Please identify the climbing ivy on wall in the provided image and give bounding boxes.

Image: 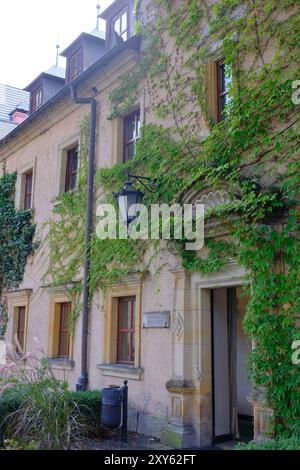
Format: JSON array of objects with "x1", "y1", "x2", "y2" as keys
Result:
[
  {"x1": 45, "y1": 0, "x2": 300, "y2": 436},
  {"x1": 0, "y1": 171, "x2": 36, "y2": 339},
  {"x1": 44, "y1": 117, "x2": 145, "y2": 325}
]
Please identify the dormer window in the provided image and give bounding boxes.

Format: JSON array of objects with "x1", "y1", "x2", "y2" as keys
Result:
[
  {"x1": 31, "y1": 86, "x2": 42, "y2": 113},
  {"x1": 67, "y1": 48, "x2": 83, "y2": 82},
  {"x1": 100, "y1": 0, "x2": 135, "y2": 49},
  {"x1": 113, "y1": 9, "x2": 128, "y2": 41}
]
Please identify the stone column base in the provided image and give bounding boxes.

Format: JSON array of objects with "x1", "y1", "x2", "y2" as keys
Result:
[
  {"x1": 248, "y1": 389, "x2": 274, "y2": 440},
  {"x1": 161, "y1": 422, "x2": 196, "y2": 449}
]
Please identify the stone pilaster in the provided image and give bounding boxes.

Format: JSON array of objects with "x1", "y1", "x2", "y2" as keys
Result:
[{"x1": 161, "y1": 268, "x2": 197, "y2": 448}]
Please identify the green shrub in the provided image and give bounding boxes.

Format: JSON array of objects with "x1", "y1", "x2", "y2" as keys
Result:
[
  {"x1": 0, "y1": 387, "x2": 102, "y2": 447},
  {"x1": 0, "y1": 387, "x2": 24, "y2": 443},
  {"x1": 66, "y1": 390, "x2": 102, "y2": 437},
  {"x1": 235, "y1": 437, "x2": 300, "y2": 450},
  {"x1": 0, "y1": 355, "x2": 102, "y2": 449}
]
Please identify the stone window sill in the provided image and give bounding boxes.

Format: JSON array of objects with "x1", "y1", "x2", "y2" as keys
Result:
[
  {"x1": 97, "y1": 363, "x2": 144, "y2": 381},
  {"x1": 48, "y1": 358, "x2": 75, "y2": 370}
]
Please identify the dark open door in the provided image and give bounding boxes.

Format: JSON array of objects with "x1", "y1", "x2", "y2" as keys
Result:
[{"x1": 211, "y1": 288, "x2": 238, "y2": 441}]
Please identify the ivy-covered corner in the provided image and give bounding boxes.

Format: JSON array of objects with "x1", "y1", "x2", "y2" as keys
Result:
[{"x1": 0, "y1": 171, "x2": 36, "y2": 339}]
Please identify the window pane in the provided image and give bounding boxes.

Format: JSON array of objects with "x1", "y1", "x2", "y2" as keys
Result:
[
  {"x1": 136, "y1": 115, "x2": 141, "y2": 138},
  {"x1": 224, "y1": 68, "x2": 231, "y2": 90},
  {"x1": 132, "y1": 300, "x2": 136, "y2": 328},
  {"x1": 24, "y1": 171, "x2": 33, "y2": 210},
  {"x1": 17, "y1": 307, "x2": 26, "y2": 352},
  {"x1": 121, "y1": 31, "x2": 127, "y2": 41},
  {"x1": 219, "y1": 63, "x2": 226, "y2": 93},
  {"x1": 65, "y1": 147, "x2": 78, "y2": 192},
  {"x1": 126, "y1": 116, "x2": 136, "y2": 142},
  {"x1": 124, "y1": 110, "x2": 140, "y2": 161},
  {"x1": 119, "y1": 332, "x2": 130, "y2": 362},
  {"x1": 58, "y1": 303, "x2": 70, "y2": 358},
  {"x1": 220, "y1": 95, "x2": 227, "y2": 118},
  {"x1": 125, "y1": 142, "x2": 135, "y2": 162},
  {"x1": 121, "y1": 11, "x2": 127, "y2": 32},
  {"x1": 69, "y1": 50, "x2": 83, "y2": 81},
  {"x1": 114, "y1": 17, "x2": 120, "y2": 34},
  {"x1": 131, "y1": 332, "x2": 135, "y2": 363},
  {"x1": 120, "y1": 301, "x2": 130, "y2": 329}
]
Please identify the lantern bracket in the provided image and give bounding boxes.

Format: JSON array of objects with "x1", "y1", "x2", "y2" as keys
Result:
[{"x1": 124, "y1": 169, "x2": 158, "y2": 193}]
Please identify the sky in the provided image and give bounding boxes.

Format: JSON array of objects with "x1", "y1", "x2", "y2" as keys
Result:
[{"x1": 0, "y1": 0, "x2": 114, "y2": 89}]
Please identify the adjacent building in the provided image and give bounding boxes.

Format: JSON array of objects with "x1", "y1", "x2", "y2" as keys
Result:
[{"x1": 0, "y1": 84, "x2": 29, "y2": 139}]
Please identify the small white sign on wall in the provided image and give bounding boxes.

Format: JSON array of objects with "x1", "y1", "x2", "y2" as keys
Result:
[
  {"x1": 143, "y1": 311, "x2": 170, "y2": 329},
  {"x1": 0, "y1": 340, "x2": 6, "y2": 365}
]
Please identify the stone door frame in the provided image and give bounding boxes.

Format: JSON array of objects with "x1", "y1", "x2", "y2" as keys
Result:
[{"x1": 162, "y1": 263, "x2": 248, "y2": 448}]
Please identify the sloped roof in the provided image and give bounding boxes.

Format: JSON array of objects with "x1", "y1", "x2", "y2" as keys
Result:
[
  {"x1": 24, "y1": 68, "x2": 65, "y2": 92},
  {"x1": 46, "y1": 66, "x2": 66, "y2": 79},
  {"x1": 0, "y1": 120, "x2": 17, "y2": 140},
  {"x1": 60, "y1": 32, "x2": 105, "y2": 57},
  {"x1": 0, "y1": 84, "x2": 29, "y2": 122},
  {"x1": 0, "y1": 35, "x2": 140, "y2": 147}
]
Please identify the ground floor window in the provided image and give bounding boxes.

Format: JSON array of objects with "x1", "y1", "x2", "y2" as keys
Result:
[
  {"x1": 16, "y1": 306, "x2": 26, "y2": 353},
  {"x1": 57, "y1": 302, "x2": 71, "y2": 358},
  {"x1": 117, "y1": 297, "x2": 136, "y2": 364}
]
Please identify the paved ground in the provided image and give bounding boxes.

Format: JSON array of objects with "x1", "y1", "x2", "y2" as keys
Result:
[
  {"x1": 88, "y1": 430, "x2": 171, "y2": 451},
  {"x1": 87, "y1": 430, "x2": 236, "y2": 450}
]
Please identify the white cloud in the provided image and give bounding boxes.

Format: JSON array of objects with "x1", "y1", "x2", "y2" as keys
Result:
[{"x1": 0, "y1": 0, "x2": 113, "y2": 89}]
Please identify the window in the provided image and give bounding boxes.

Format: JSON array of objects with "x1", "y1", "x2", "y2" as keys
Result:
[
  {"x1": 48, "y1": 293, "x2": 74, "y2": 363},
  {"x1": 113, "y1": 9, "x2": 128, "y2": 41},
  {"x1": 99, "y1": 281, "x2": 142, "y2": 379},
  {"x1": 217, "y1": 60, "x2": 231, "y2": 121},
  {"x1": 31, "y1": 86, "x2": 42, "y2": 113},
  {"x1": 123, "y1": 109, "x2": 140, "y2": 162},
  {"x1": 16, "y1": 306, "x2": 26, "y2": 353},
  {"x1": 117, "y1": 297, "x2": 136, "y2": 364},
  {"x1": 65, "y1": 146, "x2": 78, "y2": 192},
  {"x1": 57, "y1": 302, "x2": 71, "y2": 358},
  {"x1": 24, "y1": 170, "x2": 33, "y2": 210},
  {"x1": 68, "y1": 48, "x2": 83, "y2": 82}
]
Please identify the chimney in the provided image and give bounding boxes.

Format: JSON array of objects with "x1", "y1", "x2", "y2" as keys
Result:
[{"x1": 9, "y1": 101, "x2": 29, "y2": 124}]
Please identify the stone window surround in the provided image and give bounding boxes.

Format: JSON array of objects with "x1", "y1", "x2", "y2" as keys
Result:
[
  {"x1": 15, "y1": 159, "x2": 36, "y2": 211},
  {"x1": 5, "y1": 289, "x2": 32, "y2": 354},
  {"x1": 205, "y1": 44, "x2": 224, "y2": 123},
  {"x1": 110, "y1": 93, "x2": 145, "y2": 167},
  {"x1": 47, "y1": 289, "x2": 75, "y2": 370},
  {"x1": 97, "y1": 274, "x2": 143, "y2": 380},
  {"x1": 53, "y1": 134, "x2": 80, "y2": 200}
]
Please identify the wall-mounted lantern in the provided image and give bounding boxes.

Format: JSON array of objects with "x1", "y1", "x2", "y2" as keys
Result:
[{"x1": 114, "y1": 170, "x2": 157, "y2": 227}]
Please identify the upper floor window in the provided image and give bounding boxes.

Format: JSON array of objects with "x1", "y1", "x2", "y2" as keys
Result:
[
  {"x1": 123, "y1": 109, "x2": 140, "y2": 162},
  {"x1": 217, "y1": 60, "x2": 232, "y2": 121},
  {"x1": 31, "y1": 86, "x2": 42, "y2": 113},
  {"x1": 113, "y1": 9, "x2": 128, "y2": 41},
  {"x1": 65, "y1": 146, "x2": 78, "y2": 192},
  {"x1": 117, "y1": 297, "x2": 136, "y2": 364},
  {"x1": 68, "y1": 48, "x2": 83, "y2": 82},
  {"x1": 24, "y1": 170, "x2": 33, "y2": 210}
]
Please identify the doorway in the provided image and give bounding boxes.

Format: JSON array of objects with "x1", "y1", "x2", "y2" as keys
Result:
[{"x1": 211, "y1": 287, "x2": 253, "y2": 443}]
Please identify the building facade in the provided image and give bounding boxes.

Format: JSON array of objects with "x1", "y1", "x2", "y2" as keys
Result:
[{"x1": 0, "y1": 0, "x2": 296, "y2": 448}]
